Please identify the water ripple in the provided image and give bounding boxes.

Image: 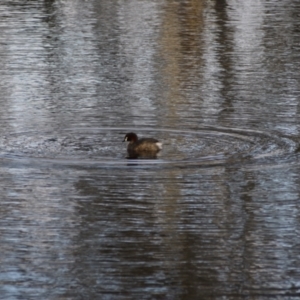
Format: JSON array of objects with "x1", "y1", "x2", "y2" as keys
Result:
[{"x1": 0, "y1": 126, "x2": 297, "y2": 169}]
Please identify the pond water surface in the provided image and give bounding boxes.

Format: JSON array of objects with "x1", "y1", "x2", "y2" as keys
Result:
[{"x1": 0, "y1": 0, "x2": 300, "y2": 299}]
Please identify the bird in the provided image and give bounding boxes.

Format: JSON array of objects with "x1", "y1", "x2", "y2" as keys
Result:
[{"x1": 123, "y1": 132, "x2": 162, "y2": 158}]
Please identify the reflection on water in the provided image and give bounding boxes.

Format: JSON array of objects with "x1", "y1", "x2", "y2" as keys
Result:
[{"x1": 0, "y1": 0, "x2": 300, "y2": 298}]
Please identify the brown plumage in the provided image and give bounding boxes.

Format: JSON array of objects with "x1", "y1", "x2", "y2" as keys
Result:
[{"x1": 123, "y1": 132, "x2": 162, "y2": 158}]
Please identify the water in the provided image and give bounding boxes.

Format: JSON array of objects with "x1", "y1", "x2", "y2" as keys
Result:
[{"x1": 0, "y1": 0, "x2": 300, "y2": 299}]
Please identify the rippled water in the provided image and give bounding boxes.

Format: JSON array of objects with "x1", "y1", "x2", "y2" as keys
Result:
[{"x1": 0, "y1": 0, "x2": 300, "y2": 299}]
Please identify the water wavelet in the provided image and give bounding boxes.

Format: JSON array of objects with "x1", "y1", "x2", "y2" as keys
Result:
[{"x1": 0, "y1": 126, "x2": 297, "y2": 169}]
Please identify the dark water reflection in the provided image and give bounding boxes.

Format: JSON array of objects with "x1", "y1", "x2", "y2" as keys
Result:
[{"x1": 0, "y1": 0, "x2": 300, "y2": 299}]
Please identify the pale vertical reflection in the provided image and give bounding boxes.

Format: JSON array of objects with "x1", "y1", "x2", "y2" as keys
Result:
[
  {"x1": 225, "y1": 0, "x2": 300, "y2": 285},
  {"x1": 227, "y1": 0, "x2": 265, "y2": 78},
  {"x1": 117, "y1": 1, "x2": 160, "y2": 124},
  {"x1": 50, "y1": 1, "x2": 99, "y2": 116},
  {"x1": 3, "y1": 1, "x2": 99, "y2": 132},
  {"x1": 225, "y1": 0, "x2": 266, "y2": 129},
  {"x1": 3, "y1": 6, "x2": 49, "y2": 132},
  {"x1": 201, "y1": 1, "x2": 224, "y2": 124}
]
